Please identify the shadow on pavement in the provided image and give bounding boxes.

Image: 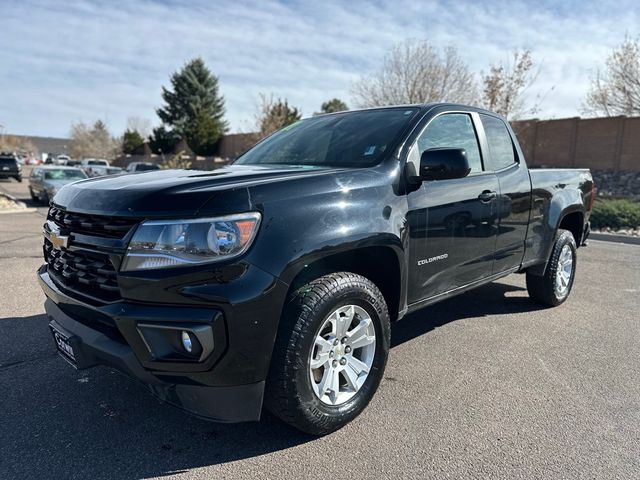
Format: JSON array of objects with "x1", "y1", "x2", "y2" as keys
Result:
[
  {"x1": 0, "y1": 281, "x2": 544, "y2": 479},
  {"x1": 392, "y1": 280, "x2": 543, "y2": 348}
]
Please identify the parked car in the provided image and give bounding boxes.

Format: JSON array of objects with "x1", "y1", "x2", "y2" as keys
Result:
[
  {"x1": 29, "y1": 166, "x2": 87, "y2": 203},
  {"x1": 0, "y1": 153, "x2": 22, "y2": 182},
  {"x1": 81, "y1": 158, "x2": 110, "y2": 176},
  {"x1": 21, "y1": 154, "x2": 39, "y2": 165},
  {"x1": 56, "y1": 155, "x2": 71, "y2": 165},
  {"x1": 81, "y1": 158, "x2": 109, "y2": 167},
  {"x1": 62, "y1": 159, "x2": 82, "y2": 167},
  {"x1": 38, "y1": 103, "x2": 594, "y2": 435},
  {"x1": 86, "y1": 165, "x2": 123, "y2": 177},
  {"x1": 126, "y1": 162, "x2": 161, "y2": 173}
]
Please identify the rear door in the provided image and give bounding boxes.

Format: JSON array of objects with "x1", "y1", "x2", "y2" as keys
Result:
[
  {"x1": 406, "y1": 111, "x2": 500, "y2": 304},
  {"x1": 478, "y1": 114, "x2": 531, "y2": 274}
]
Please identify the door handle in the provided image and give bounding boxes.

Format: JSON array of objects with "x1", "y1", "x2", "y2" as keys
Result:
[{"x1": 478, "y1": 190, "x2": 497, "y2": 202}]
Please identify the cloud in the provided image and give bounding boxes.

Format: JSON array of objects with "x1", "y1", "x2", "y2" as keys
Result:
[{"x1": 0, "y1": 0, "x2": 638, "y2": 137}]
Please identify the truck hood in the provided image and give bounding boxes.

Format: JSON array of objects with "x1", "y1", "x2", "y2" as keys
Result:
[{"x1": 52, "y1": 164, "x2": 342, "y2": 217}]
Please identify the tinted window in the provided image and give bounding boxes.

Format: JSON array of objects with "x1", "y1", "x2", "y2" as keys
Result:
[
  {"x1": 0, "y1": 156, "x2": 17, "y2": 167},
  {"x1": 136, "y1": 164, "x2": 160, "y2": 171},
  {"x1": 480, "y1": 115, "x2": 516, "y2": 170},
  {"x1": 44, "y1": 169, "x2": 88, "y2": 180},
  {"x1": 236, "y1": 108, "x2": 419, "y2": 168},
  {"x1": 408, "y1": 113, "x2": 483, "y2": 174}
]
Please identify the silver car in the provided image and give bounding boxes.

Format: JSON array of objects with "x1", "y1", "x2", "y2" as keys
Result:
[{"x1": 29, "y1": 166, "x2": 88, "y2": 204}]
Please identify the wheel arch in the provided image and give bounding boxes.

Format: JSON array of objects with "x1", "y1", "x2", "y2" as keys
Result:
[
  {"x1": 282, "y1": 243, "x2": 405, "y2": 323},
  {"x1": 528, "y1": 200, "x2": 585, "y2": 276}
]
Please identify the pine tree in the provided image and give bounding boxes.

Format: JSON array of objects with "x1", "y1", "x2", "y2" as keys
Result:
[
  {"x1": 148, "y1": 126, "x2": 180, "y2": 154},
  {"x1": 317, "y1": 98, "x2": 348, "y2": 115},
  {"x1": 154, "y1": 58, "x2": 228, "y2": 155},
  {"x1": 256, "y1": 94, "x2": 302, "y2": 139},
  {"x1": 122, "y1": 129, "x2": 144, "y2": 154}
]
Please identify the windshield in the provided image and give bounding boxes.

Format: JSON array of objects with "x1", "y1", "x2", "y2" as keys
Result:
[
  {"x1": 87, "y1": 160, "x2": 107, "y2": 165},
  {"x1": 0, "y1": 157, "x2": 17, "y2": 166},
  {"x1": 235, "y1": 107, "x2": 419, "y2": 168},
  {"x1": 44, "y1": 169, "x2": 88, "y2": 180}
]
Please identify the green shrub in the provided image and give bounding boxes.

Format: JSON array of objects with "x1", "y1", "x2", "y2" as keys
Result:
[{"x1": 590, "y1": 199, "x2": 640, "y2": 230}]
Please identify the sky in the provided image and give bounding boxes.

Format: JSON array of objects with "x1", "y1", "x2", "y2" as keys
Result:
[{"x1": 0, "y1": 0, "x2": 638, "y2": 138}]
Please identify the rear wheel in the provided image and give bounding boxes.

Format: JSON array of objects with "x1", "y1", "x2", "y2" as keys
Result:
[
  {"x1": 526, "y1": 229, "x2": 577, "y2": 307},
  {"x1": 265, "y1": 272, "x2": 390, "y2": 435},
  {"x1": 29, "y1": 187, "x2": 38, "y2": 201}
]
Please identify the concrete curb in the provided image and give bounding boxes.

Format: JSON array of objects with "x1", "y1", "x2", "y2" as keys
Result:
[
  {"x1": 0, "y1": 207, "x2": 38, "y2": 214},
  {"x1": 590, "y1": 232, "x2": 640, "y2": 246},
  {"x1": 0, "y1": 191, "x2": 37, "y2": 214}
]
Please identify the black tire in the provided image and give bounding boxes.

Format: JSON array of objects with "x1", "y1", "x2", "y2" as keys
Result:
[
  {"x1": 526, "y1": 229, "x2": 577, "y2": 307},
  {"x1": 15, "y1": 176, "x2": 22, "y2": 183},
  {"x1": 265, "y1": 272, "x2": 390, "y2": 435},
  {"x1": 29, "y1": 187, "x2": 38, "y2": 201}
]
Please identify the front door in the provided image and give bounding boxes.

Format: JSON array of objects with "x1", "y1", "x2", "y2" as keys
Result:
[{"x1": 406, "y1": 112, "x2": 500, "y2": 304}]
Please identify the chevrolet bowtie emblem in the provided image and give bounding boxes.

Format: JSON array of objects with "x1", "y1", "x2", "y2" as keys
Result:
[
  {"x1": 46, "y1": 220, "x2": 70, "y2": 250},
  {"x1": 50, "y1": 231, "x2": 70, "y2": 249}
]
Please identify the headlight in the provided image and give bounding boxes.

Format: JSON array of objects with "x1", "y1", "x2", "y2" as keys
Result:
[{"x1": 121, "y1": 212, "x2": 261, "y2": 271}]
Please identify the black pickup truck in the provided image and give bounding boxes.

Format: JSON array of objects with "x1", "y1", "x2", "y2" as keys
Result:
[
  {"x1": 0, "y1": 153, "x2": 23, "y2": 182},
  {"x1": 38, "y1": 103, "x2": 594, "y2": 435}
]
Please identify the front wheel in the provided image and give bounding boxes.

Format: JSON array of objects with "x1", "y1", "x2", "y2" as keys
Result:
[
  {"x1": 265, "y1": 272, "x2": 390, "y2": 435},
  {"x1": 526, "y1": 229, "x2": 577, "y2": 307}
]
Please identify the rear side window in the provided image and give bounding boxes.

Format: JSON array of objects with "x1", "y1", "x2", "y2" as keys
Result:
[
  {"x1": 408, "y1": 113, "x2": 483, "y2": 174},
  {"x1": 480, "y1": 115, "x2": 516, "y2": 170}
]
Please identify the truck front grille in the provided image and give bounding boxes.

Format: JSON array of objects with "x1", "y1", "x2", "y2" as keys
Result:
[
  {"x1": 47, "y1": 205, "x2": 138, "y2": 239},
  {"x1": 44, "y1": 238, "x2": 121, "y2": 303},
  {"x1": 44, "y1": 205, "x2": 141, "y2": 303}
]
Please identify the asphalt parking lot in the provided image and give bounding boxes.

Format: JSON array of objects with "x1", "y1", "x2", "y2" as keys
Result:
[{"x1": 1, "y1": 177, "x2": 639, "y2": 479}]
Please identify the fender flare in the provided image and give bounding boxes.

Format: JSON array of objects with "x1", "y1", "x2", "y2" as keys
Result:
[{"x1": 529, "y1": 191, "x2": 585, "y2": 276}]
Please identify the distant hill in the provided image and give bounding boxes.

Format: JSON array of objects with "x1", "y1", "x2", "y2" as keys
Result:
[{"x1": 1, "y1": 134, "x2": 72, "y2": 157}]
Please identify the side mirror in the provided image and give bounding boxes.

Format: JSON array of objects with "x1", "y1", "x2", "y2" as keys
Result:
[{"x1": 419, "y1": 148, "x2": 471, "y2": 181}]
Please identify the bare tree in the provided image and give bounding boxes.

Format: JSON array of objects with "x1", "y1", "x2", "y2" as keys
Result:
[
  {"x1": 126, "y1": 116, "x2": 152, "y2": 138},
  {"x1": 481, "y1": 49, "x2": 545, "y2": 119},
  {"x1": 0, "y1": 135, "x2": 37, "y2": 156},
  {"x1": 70, "y1": 120, "x2": 119, "y2": 160},
  {"x1": 253, "y1": 93, "x2": 302, "y2": 140},
  {"x1": 582, "y1": 37, "x2": 640, "y2": 117},
  {"x1": 351, "y1": 39, "x2": 478, "y2": 107}
]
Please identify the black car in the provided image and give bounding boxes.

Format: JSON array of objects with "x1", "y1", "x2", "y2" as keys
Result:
[
  {"x1": 126, "y1": 162, "x2": 161, "y2": 173},
  {"x1": 0, "y1": 153, "x2": 22, "y2": 182},
  {"x1": 38, "y1": 103, "x2": 594, "y2": 435}
]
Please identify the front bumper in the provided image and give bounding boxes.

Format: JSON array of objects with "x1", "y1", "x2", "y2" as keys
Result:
[{"x1": 38, "y1": 265, "x2": 285, "y2": 422}]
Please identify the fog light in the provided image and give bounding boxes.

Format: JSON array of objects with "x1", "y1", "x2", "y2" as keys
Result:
[{"x1": 181, "y1": 331, "x2": 193, "y2": 353}]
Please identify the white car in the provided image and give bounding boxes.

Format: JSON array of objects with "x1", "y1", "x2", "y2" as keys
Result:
[
  {"x1": 81, "y1": 158, "x2": 109, "y2": 168},
  {"x1": 87, "y1": 165, "x2": 123, "y2": 177},
  {"x1": 81, "y1": 158, "x2": 110, "y2": 176}
]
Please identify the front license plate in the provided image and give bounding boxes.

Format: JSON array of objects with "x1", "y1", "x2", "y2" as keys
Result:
[
  {"x1": 50, "y1": 323, "x2": 77, "y2": 368},
  {"x1": 1, "y1": 166, "x2": 9, "y2": 171}
]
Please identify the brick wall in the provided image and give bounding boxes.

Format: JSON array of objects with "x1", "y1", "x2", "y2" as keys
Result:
[
  {"x1": 511, "y1": 116, "x2": 640, "y2": 171},
  {"x1": 217, "y1": 133, "x2": 256, "y2": 159},
  {"x1": 511, "y1": 116, "x2": 640, "y2": 197}
]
